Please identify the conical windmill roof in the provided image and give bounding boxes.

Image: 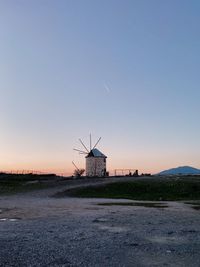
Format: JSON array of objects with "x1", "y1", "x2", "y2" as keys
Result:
[{"x1": 86, "y1": 148, "x2": 107, "y2": 158}]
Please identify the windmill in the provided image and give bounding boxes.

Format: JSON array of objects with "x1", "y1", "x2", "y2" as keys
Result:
[{"x1": 74, "y1": 134, "x2": 107, "y2": 177}]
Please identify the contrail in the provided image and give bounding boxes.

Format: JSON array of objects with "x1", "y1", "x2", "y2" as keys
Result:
[{"x1": 104, "y1": 83, "x2": 111, "y2": 93}]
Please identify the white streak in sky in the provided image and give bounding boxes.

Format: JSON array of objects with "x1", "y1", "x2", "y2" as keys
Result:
[{"x1": 104, "y1": 83, "x2": 111, "y2": 93}]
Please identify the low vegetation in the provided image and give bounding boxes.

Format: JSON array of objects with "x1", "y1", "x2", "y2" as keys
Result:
[
  {"x1": 61, "y1": 176, "x2": 200, "y2": 201},
  {"x1": 0, "y1": 173, "x2": 59, "y2": 195},
  {"x1": 1, "y1": 174, "x2": 200, "y2": 201}
]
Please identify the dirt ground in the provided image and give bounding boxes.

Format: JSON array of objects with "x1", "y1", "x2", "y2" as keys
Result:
[{"x1": 0, "y1": 178, "x2": 200, "y2": 267}]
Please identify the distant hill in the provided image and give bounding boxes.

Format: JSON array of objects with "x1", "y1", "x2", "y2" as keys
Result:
[{"x1": 158, "y1": 166, "x2": 200, "y2": 175}]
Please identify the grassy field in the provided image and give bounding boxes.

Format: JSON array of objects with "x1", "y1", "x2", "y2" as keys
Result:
[
  {"x1": 62, "y1": 176, "x2": 200, "y2": 201},
  {"x1": 1, "y1": 174, "x2": 200, "y2": 201},
  {"x1": 0, "y1": 173, "x2": 60, "y2": 195}
]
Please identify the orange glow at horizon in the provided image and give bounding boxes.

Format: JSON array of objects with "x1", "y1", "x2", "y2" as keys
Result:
[
  {"x1": 1, "y1": 157, "x2": 199, "y2": 176},
  {"x1": 1, "y1": 135, "x2": 200, "y2": 176}
]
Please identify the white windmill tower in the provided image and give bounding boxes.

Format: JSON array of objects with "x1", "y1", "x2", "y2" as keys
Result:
[{"x1": 74, "y1": 135, "x2": 107, "y2": 177}]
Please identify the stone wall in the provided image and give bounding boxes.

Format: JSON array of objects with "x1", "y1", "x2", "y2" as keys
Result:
[{"x1": 86, "y1": 157, "x2": 106, "y2": 177}]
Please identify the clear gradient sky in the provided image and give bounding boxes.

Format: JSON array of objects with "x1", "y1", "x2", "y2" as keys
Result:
[{"x1": 1, "y1": 0, "x2": 200, "y2": 175}]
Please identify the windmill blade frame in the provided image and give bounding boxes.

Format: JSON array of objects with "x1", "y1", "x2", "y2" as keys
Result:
[
  {"x1": 79, "y1": 139, "x2": 89, "y2": 153},
  {"x1": 92, "y1": 137, "x2": 102, "y2": 150},
  {"x1": 90, "y1": 133, "x2": 92, "y2": 151},
  {"x1": 73, "y1": 148, "x2": 88, "y2": 154},
  {"x1": 72, "y1": 161, "x2": 79, "y2": 171}
]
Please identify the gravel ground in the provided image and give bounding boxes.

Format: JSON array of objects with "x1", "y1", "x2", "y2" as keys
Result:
[{"x1": 0, "y1": 178, "x2": 200, "y2": 267}]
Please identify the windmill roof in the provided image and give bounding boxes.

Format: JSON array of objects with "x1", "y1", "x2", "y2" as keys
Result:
[{"x1": 86, "y1": 148, "x2": 107, "y2": 158}]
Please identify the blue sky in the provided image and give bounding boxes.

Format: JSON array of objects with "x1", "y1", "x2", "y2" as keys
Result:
[{"x1": 1, "y1": 0, "x2": 200, "y2": 174}]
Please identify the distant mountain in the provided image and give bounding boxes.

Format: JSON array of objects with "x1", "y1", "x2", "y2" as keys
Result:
[{"x1": 158, "y1": 166, "x2": 200, "y2": 175}]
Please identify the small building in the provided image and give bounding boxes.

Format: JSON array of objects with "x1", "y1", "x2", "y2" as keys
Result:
[{"x1": 86, "y1": 148, "x2": 107, "y2": 177}]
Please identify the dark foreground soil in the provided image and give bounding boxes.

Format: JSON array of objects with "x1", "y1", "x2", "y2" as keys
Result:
[{"x1": 0, "y1": 177, "x2": 200, "y2": 267}]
